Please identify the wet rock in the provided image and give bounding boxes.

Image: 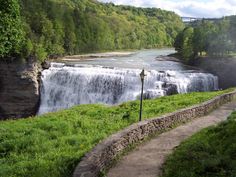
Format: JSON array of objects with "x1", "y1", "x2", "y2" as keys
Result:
[
  {"x1": 165, "y1": 83, "x2": 178, "y2": 95},
  {"x1": 42, "y1": 61, "x2": 50, "y2": 69},
  {"x1": 0, "y1": 58, "x2": 41, "y2": 120},
  {"x1": 143, "y1": 89, "x2": 165, "y2": 99}
]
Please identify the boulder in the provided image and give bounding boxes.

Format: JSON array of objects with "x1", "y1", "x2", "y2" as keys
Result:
[
  {"x1": 42, "y1": 61, "x2": 51, "y2": 69},
  {"x1": 165, "y1": 83, "x2": 178, "y2": 95}
]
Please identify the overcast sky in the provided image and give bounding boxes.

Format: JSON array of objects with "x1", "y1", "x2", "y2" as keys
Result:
[{"x1": 98, "y1": 0, "x2": 236, "y2": 18}]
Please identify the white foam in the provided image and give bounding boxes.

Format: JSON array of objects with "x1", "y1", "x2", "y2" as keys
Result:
[{"x1": 38, "y1": 64, "x2": 218, "y2": 114}]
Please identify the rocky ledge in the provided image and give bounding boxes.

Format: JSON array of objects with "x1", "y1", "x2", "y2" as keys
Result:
[{"x1": 0, "y1": 58, "x2": 41, "y2": 120}]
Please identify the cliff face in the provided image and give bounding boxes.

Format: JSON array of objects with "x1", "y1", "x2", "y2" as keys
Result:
[
  {"x1": 193, "y1": 57, "x2": 236, "y2": 89},
  {"x1": 0, "y1": 58, "x2": 41, "y2": 120}
]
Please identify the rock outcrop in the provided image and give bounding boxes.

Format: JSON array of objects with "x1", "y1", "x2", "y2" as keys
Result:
[
  {"x1": 0, "y1": 58, "x2": 41, "y2": 120},
  {"x1": 193, "y1": 57, "x2": 236, "y2": 89}
]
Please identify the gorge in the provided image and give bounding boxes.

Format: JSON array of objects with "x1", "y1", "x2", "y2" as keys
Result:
[{"x1": 1, "y1": 1, "x2": 236, "y2": 177}]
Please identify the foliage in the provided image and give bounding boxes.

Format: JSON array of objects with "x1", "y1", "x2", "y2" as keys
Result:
[
  {"x1": 175, "y1": 16, "x2": 236, "y2": 63},
  {"x1": 0, "y1": 89, "x2": 233, "y2": 177},
  {"x1": 179, "y1": 27, "x2": 194, "y2": 61},
  {"x1": 0, "y1": 0, "x2": 24, "y2": 57},
  {"x1": 161, "y1": 110, "x2": 236, "y2": 177},
  {"x1": 0, "y1": 0, "x2": 184, "y2": 60}
]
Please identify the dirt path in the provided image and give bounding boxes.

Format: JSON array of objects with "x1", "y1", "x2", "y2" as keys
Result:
[{"x1": 107, "y1": 100, "x2": 236, "y2": 177}]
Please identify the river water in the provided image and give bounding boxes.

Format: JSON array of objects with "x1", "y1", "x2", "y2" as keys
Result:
[
  {"x1": 38, "y1": 49, "x2": 218, "y2": 114},
  {"x1": 65, "y1": 49, "x2": 190, "y2": 70}
]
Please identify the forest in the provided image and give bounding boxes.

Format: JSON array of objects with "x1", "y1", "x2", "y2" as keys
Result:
[
  {"x1": 0, "y1": 0, "x2": 184, "y2": 61},
  {"x1": 174, "y1": 16, "x2": 236, "y2": 62}
]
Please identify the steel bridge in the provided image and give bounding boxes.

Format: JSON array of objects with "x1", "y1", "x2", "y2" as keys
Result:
[{"x1": 181, "y1": 17, "x2": 223, "y2": 23}]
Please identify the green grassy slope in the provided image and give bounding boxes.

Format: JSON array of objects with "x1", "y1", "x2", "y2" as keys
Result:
[
  {"x1": 161, "y1": 107, "x2": 236, "y2": 177},
  {"x1": 0, "y1": 90, "x2": 233, "y2": 177}
]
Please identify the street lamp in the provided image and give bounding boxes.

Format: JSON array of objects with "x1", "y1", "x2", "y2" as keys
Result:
[{"x1": 139, "y1": 69, "x2": 146, "y2": 122}]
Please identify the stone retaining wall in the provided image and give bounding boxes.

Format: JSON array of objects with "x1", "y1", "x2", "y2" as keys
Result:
[{"x1": 73, "y1": 90, "x2": 236, "y2": 177}]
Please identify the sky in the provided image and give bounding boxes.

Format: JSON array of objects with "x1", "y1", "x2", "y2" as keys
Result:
[{"x1": 98, "y1": 0, "x2": 236, "y2": 18}]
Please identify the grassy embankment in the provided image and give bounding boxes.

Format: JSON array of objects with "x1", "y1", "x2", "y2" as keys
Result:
[
  {"x1": 0, "y1": 89, "x2": 234, "y2": 177},
  {"x1": 161, "y1": 108, "x2": 236, "y2": 177}
]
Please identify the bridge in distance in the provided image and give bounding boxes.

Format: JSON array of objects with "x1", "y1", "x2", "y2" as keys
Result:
[{"x1": 181, "y1": 16, "x2": 223, "y2": 23}]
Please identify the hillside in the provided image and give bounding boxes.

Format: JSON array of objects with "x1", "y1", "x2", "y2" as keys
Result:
[{"x1": 1, "y1": 0, "x2": 184, "y2": 61}]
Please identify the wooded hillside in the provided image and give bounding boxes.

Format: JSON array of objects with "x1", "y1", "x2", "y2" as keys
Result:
[
  {"x1": 0, "y1": 0, "x2": 184, "y2": 61},
  {"x1": 174, "y1": 16, "x2": 236, "y2": 62}
]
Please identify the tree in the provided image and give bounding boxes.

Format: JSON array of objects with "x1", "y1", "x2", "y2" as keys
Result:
[
  {"x1": 0, "y1": 0, "x2": 24, "y2": 57},
  {"x1": 174, "y1": 17, "x2": 236, "y2": 61},
  {"x1": 174, "y1": 31, "x2": 184, "y2": 54},
  {"x1": 228, "y1": 16, "x2": 236, "y2": 51},
  {"x1": 174, "y1": 27, "x2": 194, "y2": 62},
  {"x1": 182, "y1": 27, "x2": 194, "y2": 62}
]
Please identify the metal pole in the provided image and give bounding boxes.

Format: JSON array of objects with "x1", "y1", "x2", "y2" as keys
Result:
[
  {"x1": 139, "y1": 69, "x2": 145, "y2": 122},
  {"x1": 139, "y1": 77, "x2": 144, "y2": 121}
]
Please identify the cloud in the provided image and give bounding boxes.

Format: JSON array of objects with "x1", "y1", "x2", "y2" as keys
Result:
[
  {"x1": 227, "y1": 0, "x2": 236, "y2": 5},
  {"x1": 98, "y1": 0, "x2": 236, "y2": 18}
]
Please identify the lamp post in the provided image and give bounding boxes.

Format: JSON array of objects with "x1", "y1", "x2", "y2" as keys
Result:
[{"x1": 139, "y1": 69, "x2": 146, "y2": 122}]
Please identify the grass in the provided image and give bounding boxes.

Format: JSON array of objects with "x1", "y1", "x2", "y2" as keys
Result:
[
  {"x1": 161, "y1": 111, "x2": 236, "y2": 177},
  {"x1": 0, "y1": 89, "x2": 234, "y2": 177}
]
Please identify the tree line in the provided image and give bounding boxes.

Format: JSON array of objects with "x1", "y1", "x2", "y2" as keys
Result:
[
  {"x1": 0, "y1": 0, "x2": 184, "y2": 62},
  {"x1": 174, "y1": 16, "x2": 236, "y2": 63}
]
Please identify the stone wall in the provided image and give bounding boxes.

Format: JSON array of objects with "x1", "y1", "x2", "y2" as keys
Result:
[
  {"x1": 0, "y1": 58, "x2": 41, "y2": 120},
  {"x1": 73, "y1": 90, "x2": 236, "y2": 177},
  {"x1": 193, "y1": 57, "x2": 236, "y2": 89}
]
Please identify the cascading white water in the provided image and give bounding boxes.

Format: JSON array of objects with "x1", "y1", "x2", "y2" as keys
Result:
[{"x1": 38, "y1": 63, "x2": 218, "y2": 114}]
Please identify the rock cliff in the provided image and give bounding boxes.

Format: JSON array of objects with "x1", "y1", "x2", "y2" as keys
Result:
[
  {"x1": 193, "y1": 57, "x2": 236, "y2": 89},
  {"x1": 0, "y1": 58, "x2": 41, "y2": 120}
]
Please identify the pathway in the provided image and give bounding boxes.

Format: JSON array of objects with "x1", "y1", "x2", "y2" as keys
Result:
[{"x1": 107, "y1": 100, "x2": 236, "y2": 177}]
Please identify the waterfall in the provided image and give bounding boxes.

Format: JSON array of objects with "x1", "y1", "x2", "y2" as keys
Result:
[{"x1": 38, "y1": 63, "x2": 218, "y2": 114}]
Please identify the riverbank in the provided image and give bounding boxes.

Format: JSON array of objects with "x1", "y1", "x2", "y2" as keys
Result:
[
  {"x1": 56, "y1": 48, "x2": 175, "y2": 62},
  {"x1": 156, "y1": 55, "x2": 181, "y2": 62},
  {"x1": 61, "y1": 51, "x2": 136, "y2": 61}
]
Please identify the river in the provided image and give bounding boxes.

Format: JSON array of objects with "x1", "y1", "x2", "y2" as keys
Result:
[
  {"x1": 62, "y1": 48, "x2": 191, "y2": 70},
  {"x1": 38, "y1": 49, "x2": 218, "y2": 114}
]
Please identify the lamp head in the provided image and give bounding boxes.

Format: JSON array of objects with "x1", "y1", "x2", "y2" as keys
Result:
[{"x1": 140, "y1": 69, "x2": 146, "y2": 80}]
